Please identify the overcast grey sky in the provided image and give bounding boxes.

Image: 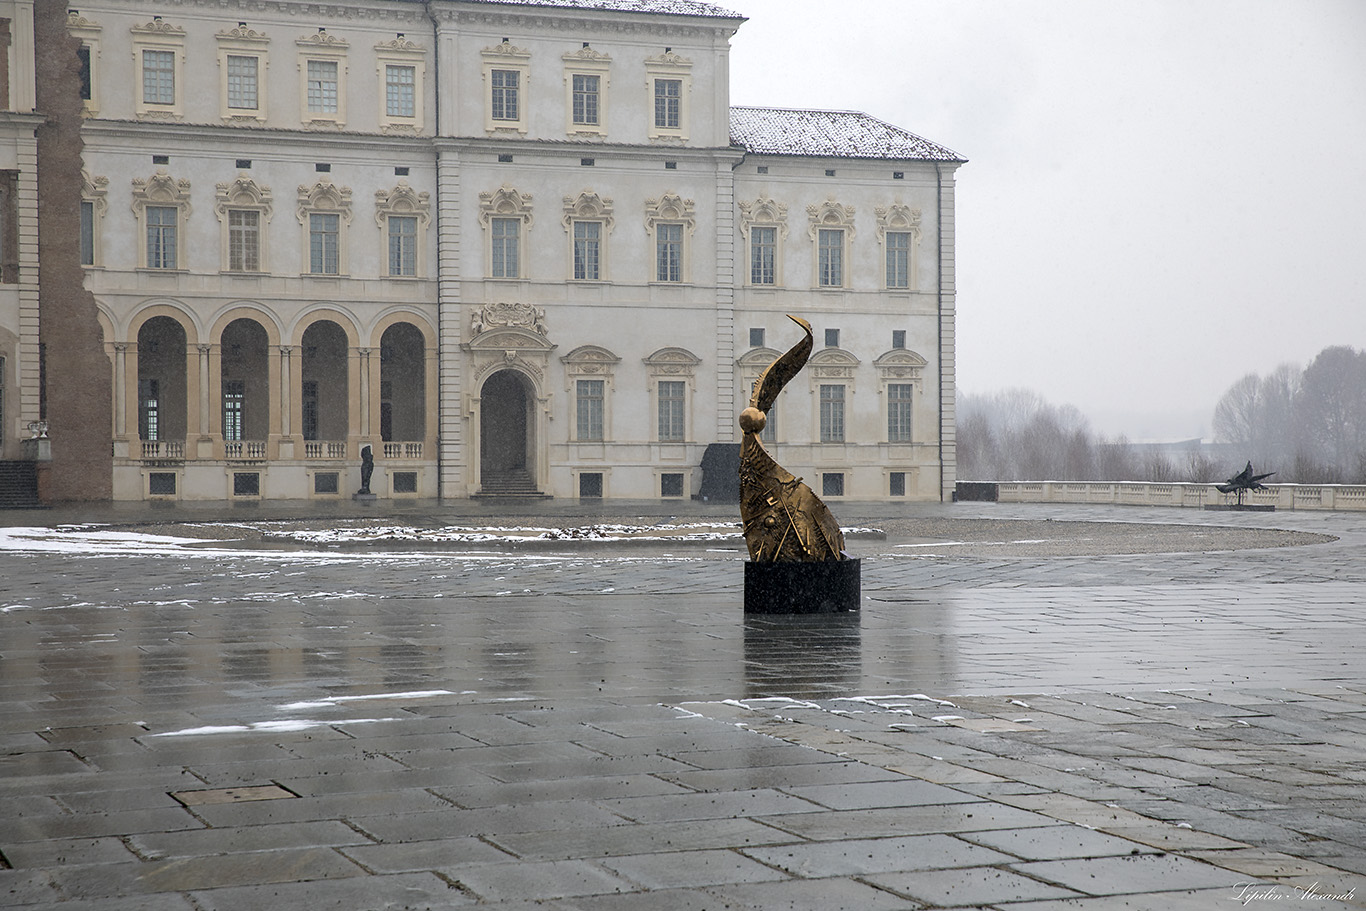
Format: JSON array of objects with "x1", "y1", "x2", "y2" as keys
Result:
[{"x1": 728, "y1": 0, "x2": 1366, "y2": 440}]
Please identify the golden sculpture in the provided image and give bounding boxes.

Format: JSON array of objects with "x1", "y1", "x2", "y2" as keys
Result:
[{"x1": 739, "y1": 315, "x2": 848, "y2": 563}]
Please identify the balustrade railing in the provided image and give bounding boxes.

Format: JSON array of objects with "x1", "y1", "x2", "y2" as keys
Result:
[
  {"x1": 141, "y1": 440, "x2": 185, "y2": 459},
  {"x1": 992, "y1": 481, "x2": 1366, "y2": 511},
  {"x1": 305, "y1": 441, "x2": 347, "y2": 459},
  {"x1": 224, "y1": 441, "x2": 268, "y2": 459},
  {"x1": 383, "y1": 441, "x2": 423, "y2": 459}
]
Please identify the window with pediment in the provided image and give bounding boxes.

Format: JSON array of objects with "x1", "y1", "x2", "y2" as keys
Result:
[
  {"x1": 563, "y1": 44, "x2": 610, "y2": 138},
  {"x1": 216, "y1": 174, "x2": 273, "y2": 273},
  {"x1": 216, "y1": 23, "x2": 269, "y2": 123},
  {"x1": 644, "y1": 193, "x2": 695, "y2": 283},
  {"x1": 562, "y1": 346, "x2": 620, "y2": 442},
  {"x1": 297, "y1": 180, "x2": 353, "y2": 275},
  {"x1": 877, "y1": 202, "x2": 923, "y2": 290},
  {"x1": 297, "y1": 29, "x2": 348, "y2": 129},
  {"x1": 875, "y1": 347, "x2": 927, "y2": 443},
  {"x1": 376, "y1": 36, "x2": 426, "y2": 134},
  {"x1": 645, "y1": 50, "x2": 691, "y2": 142},
  {"x1": 479, "y1": 185, "x2": 532, "y2": 280},
  {"x1": 132, "y1": 17, "x2": 185, "y2": 121},
  {"x1": 807, "y1": 199, "x2": 855, "y2": 289},
  {"x1": 81, "y1": 170, "x2": 108, "y2": 267},
  {"x1": 132, "y1": 170, "x2": 191, "y2": 270},
  {"x1": 483, "y1": 40, "x2": 530, "y2": 135},
  {"x1": 644, "y1": 347, "x2": 700, "y2": 443},
  {"x1": 563, "y1": 190, "x2": 613, "y2": 281},
  {"x1": 809, "y1": 347, "x2": 860, "y2": 443},
  {"x1": 67, "y1": 12, "x2": 102, "y2": 117},
  {"x1": 739, "y1": 197, "x2": 788, "y2": 286},
  {"x1": 375, "y1": 181, "x2": 431, "y2": 277}
]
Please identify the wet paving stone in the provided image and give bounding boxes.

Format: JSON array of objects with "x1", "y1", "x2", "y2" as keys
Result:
[{"x1": 2, "y1": 502, "x2": 1366, "y2": 906}]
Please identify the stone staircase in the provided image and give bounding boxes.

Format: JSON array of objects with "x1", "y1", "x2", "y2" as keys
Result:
[
  {"x1": 0, "y1": 461, "x2": 44, "y2": 509},
  {"x1": 474, "y1": 468, "x2": 551, "y2": 500}
]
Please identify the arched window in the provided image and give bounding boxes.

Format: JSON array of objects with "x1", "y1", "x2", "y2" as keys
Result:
[
  {"x1": 380, "y1": 322, "x2": 425, "y2": 442},
  {"x1": 137, "y1": 316, "x2": 187, "y2": 443}
]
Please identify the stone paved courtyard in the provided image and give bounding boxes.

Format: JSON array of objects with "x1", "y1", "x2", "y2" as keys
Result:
[{"x1": 1, "y1": 501, "x2": 1364, "y2": 909}]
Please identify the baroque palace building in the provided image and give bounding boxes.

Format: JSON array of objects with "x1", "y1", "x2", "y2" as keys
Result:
[{"x1": 0, "y1": 0, "x2": 963, "y2": 503}]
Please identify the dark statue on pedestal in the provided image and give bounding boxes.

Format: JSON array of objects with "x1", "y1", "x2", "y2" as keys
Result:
[
  {"x1": 740, "y1": 315, "x2": 859, "y2": 612},
  {"x1": 358, "y1": 445, "x2": 374, "y2": 496}
]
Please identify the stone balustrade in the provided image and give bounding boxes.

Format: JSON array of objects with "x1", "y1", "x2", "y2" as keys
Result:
[{"x1": 989, "y1": 481, "x2": 1366, "y2": 511}]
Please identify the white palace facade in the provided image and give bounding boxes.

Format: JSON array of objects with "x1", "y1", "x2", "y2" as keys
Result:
[{"x1": 19, "y1": 0, "x2": 963, "y2": 502}]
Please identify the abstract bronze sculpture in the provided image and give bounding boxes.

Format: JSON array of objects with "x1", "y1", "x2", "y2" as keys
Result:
[
  {"x1": 1216, "y1": 461, "x2": 1275, "y2": 506},
  {"x1": 740, "y1": 316, "x2": 859, "y2": 612}
]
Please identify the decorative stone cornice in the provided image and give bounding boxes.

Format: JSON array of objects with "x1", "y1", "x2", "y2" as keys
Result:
[
  {"x1": 131, "y1": 17, "x2": 184, "y2": 36},
  {"x1": 562, "y1": 190, "x2": 614, "y2": 232},
  {"x1": 807, "y1": 198, "x2": 856, "y2": 238}
]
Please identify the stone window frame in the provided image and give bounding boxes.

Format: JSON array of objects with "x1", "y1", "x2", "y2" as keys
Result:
[
  {"x1": 132, "y1": 17, "x2": 186, "y2": 122},
  {"x1": 562, "y1": 190, "x2": 614, "y2": 281},
  {"x1": 644, "y1": 347, "x2": 701, "y2": 444},
  {"x1": 807, "y1": 198, "x2": 856, "y2": 290},
  {"x1": 216, "y1": 24, "x2": 270, "y2": 124},
  {"x1": 738, "y1": 196, "x2": 788, "y2": 287},
  {"x1": 375, "y1": 36, "x2": 426, "y2": 134},
  {"x1": 561, "y1": 345, "x2": 620, "y2": 443},
  {"x1": 808, "y1": 347, "x2": 859, "y2": 444},
  {"x1": 478, "y1": 185, "x2": 532, "y2": 280},
  {"x1": 296, "y1": 180, "x2": 353, "y2": 276},
  {"x1": 874, "y1": 347, "x2": 927, "y2": 444},
  {"x1": 297, "y1": 30, "x2": 349, "y2": 130},
  {"x1": 644, "y1": 192, "x2": 695, "y2": 284},
  {"x1": 131, "y1": 169, "x2": 191, "y2": 272},
  {"x1": 562, "y1": 44, "x2": 610, "y2": 139},
  {"x1": 374, "y1": 180, "x2": 431, "y2": 278},
  {"x1": 877, "y1": 202, "x2": 922, "y2": 291},
  {"x1": 215, "y1": 173, "x2": 273, "y2": 274},
  {"x1": 67, "y1": 12, "x2": 102, "y2": 117},
  {"x1": 81, "y1": 170, "x2": 109, "y2": 268},
  {"x1": 482, "y1": 40, "x2": 530, "y2": 136},
  {"x1": 644, "y1": 50, "x2": 692, "y2": 143}
]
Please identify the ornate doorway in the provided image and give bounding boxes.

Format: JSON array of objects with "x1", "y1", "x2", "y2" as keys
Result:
[{"x1": 480, "y1": 369, "x2": 531, "y2": 476}]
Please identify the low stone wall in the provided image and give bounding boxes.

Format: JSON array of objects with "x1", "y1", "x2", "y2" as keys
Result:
[{"x1": 991, "y1": 481, "x2": 1366, "y2": 511}]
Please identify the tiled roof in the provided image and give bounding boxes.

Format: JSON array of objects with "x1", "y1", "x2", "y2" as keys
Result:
[
  {"x1": 730, "y1": 106, "x2": 963, "y2": 162},
  {"x1": 450, "y1": 0, "x2": 743, "y2": 18}
]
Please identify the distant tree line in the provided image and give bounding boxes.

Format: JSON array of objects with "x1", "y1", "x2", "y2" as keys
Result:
[
  {"x1": 1212, "y1": 345, "x2": 1366, "y2": 483},
  {"x1": 957, "y1": 389, "x2": 1219, "y2": 483},
  {"x1": 958, "y1": 345, "x2": 1366, "y2": 485}
]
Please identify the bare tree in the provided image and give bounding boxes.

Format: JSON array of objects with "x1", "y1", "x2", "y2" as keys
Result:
[{"x1": 1296, "y1": 346, "x2": 1366, "y2": 481}]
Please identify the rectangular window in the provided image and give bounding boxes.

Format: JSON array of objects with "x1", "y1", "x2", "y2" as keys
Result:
[
  {"x1": 661, "y1": 473, "x2": 684, "y2": 498},
  {"x1": 490, "y1": 217, "x2": 520, "y2": 278},
  {"x1": 146, "y1": 205, "x2": 177, "y2": 269},
  {"x1": 656, "y1": 223, "x2": 682, "y2": 282},
  {"x1": 309, "y1": 213, "x2": 340, "y2": 274},
  {"x1": 888, "y1": 384, "x2": 913, "y2": 442},
  {"x1": 889, "y1": 471, "x2": 906, "y2": 497},
  {"x1": 227, "y1": 209, "x2": 260, "y2": 272},
  {"x1": 388, "y1": 215, "x2": 417, "y2": 276},
  {"x1": 822, "y1": 473, "x2": 845, "y2": 498},
  {"x1": 576, "y1": 379, "x2": 604, "y2": 441},
  {"x1": 887, "y1": 231, "x2": 911, "y2": 288},
  {"x1": 654, "y1": 78, "x2": 680, "y2": 128},
  {"x1": 227, "y1": 54, "x2": 258, "y2": 110},
  {"x1": 314, "y1": 471, "x2": 339, "y2": 494},
  {"x1": 233, "y1": 472, "x2": 260, "y2": 496},
  {"x1": 80, "y1": 201, "x2": 95, "y2": 266},
  {"x1": 149, "y1": 472, "x2": 177, "y2": 496},
  {"x1": 819, "y1": 384, "x2": 845, "y2": 443},
  {"x1": 302, "y1": 380, "x2": 319, "y2": 440},
  {"x1": 491, "y1": 69, "x2": 519, "y2": 121},
  {"x1": 750, "y1": 225, "x2": 776, "y2": 285},
  {"x1": 818, "y1": 228, "x2": 843, "y2": 287},
  {"x1": 222, "y1": 379, "x2": 244, "y2": 442},
  {"x1": 393, "y1": 471, "x2": 418, "y2": 494},
  {"x1": 386, "y1": 64, "x2": 415, "y2": 118},
  {"x1": 658, "y1": 380, "x2": 685, "y2": 442},
  {"x1": 143, "y1": 49, "x2": 175, "y2": 104},
  {"x1": 824, "y1": 328, "x2": 840, "y2": 348},
  {"x1": 572, "y1": 73, "x2": 599, "y2": 125},
  {"x1": 573, "y1": 221, "x2": 600, "y2": 280},
  {"x1": 579, "y1": 471, "x2": 603, "y2": 498},
  {"x1": 748, "y1": 327, "x2": 765, "y2": 348},
  {"x1": 138, "y1": 378, "x2": 159, "y2": 441},
  {"x1": 78, "y1": 45, "x2": 92, "y2": 100},
  {"x1": 892, "y1": 329, "x2": 906, "y2": 349},
  {"x1": 307, "y1": 59, "x2": 338, "y2": 113}
]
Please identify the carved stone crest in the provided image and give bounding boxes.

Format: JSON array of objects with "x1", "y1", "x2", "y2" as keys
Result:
[{"x1": 471, "y1": 302, "x2": 548, "y2": 338}]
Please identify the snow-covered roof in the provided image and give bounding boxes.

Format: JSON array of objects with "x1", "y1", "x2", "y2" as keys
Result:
[
  {"x1": 448, "y1": 0, "x2": 743, "y2": 18},
  {"x1": 730, "y1": 106, "x2": 963, "y2": 162}
]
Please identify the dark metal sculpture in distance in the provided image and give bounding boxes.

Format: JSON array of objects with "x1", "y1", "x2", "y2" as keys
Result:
[{"x1": 1216, "y1": 461, "x2": 1275, "y2": 506}]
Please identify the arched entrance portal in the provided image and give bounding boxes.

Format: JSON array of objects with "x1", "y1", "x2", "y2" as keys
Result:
[{"x1": 480, "y1": 370, "x2": 535, "y2": 489}]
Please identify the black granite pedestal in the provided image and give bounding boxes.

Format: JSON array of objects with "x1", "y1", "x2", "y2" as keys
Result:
[{"x1": 744, "y1": 559, "x2": 861, "y2": 614}]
